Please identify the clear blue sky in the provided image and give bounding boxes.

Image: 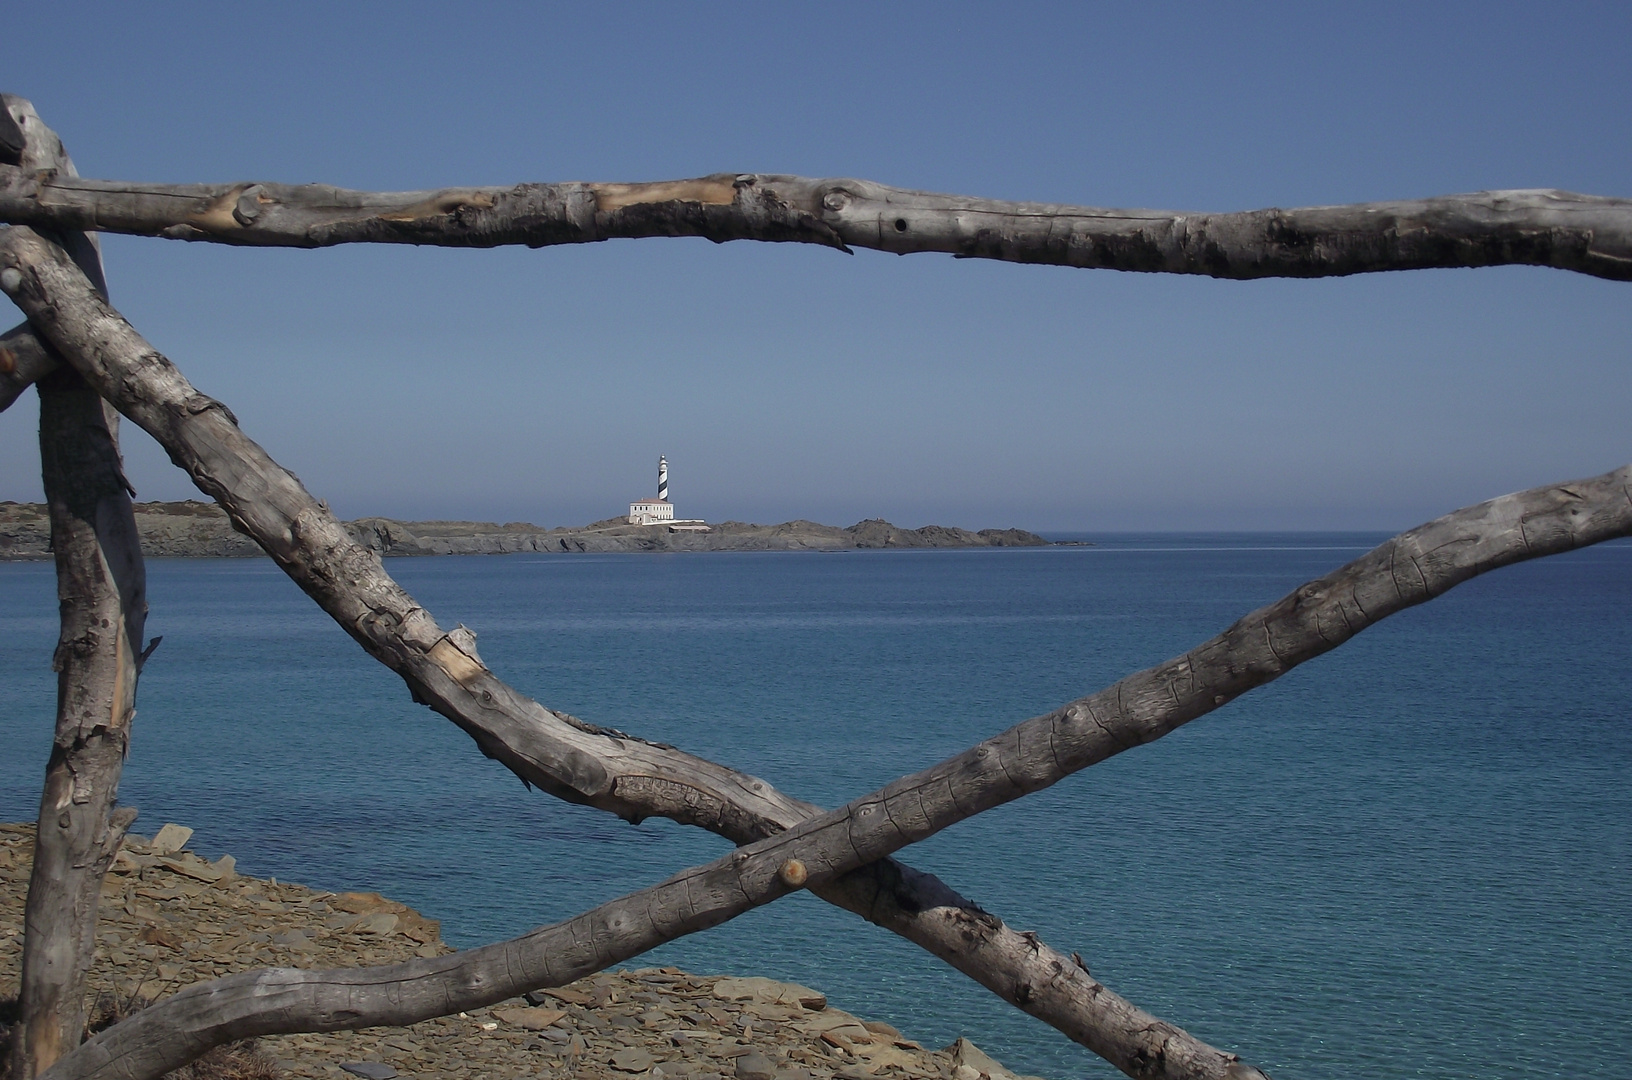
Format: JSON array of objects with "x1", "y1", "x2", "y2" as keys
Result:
[{"x1": 2, "y1": 1, "x2": 1627, "y2": 531}]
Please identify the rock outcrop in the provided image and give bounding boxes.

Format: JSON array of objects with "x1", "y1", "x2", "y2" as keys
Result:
[
  {"x1": 0, "y1": 500, "x2": 264, "y2": 560},
  {"x1": 0, "y1": 502, "x2": 1048, "y2": 560}
]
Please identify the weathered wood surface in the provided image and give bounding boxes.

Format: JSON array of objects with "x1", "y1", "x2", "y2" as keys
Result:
[
  {"x1": 2, "y1": 96, "x2": 147, "y2": 1080},
  {"x1": 31, "y1": 453, "x2": 1632, "y2": 1080},
  {"x1": 0, "y1": 224, "x2": 1256, "y2": 1080},
  {"x1": 1, "y1": 163, "x2": 1628, "y2": 279},
  {"x1": 21, "y1": 374, "x2": 143, "y2": 1078}
]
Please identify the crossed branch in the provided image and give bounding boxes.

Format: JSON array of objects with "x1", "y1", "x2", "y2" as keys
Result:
[{"x1": 0, "y1": 166, "x2": 1629, "y2": 280}]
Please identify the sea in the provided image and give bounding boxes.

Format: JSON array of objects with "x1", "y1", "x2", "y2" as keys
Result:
[{"x1": 1, "y1": 536, "x2": 1628, "y2": 1080}]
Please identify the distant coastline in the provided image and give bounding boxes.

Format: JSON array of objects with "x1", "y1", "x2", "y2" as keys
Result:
[{"x1": 0, "y1": 501, "x2": 1051, "y2": 559}]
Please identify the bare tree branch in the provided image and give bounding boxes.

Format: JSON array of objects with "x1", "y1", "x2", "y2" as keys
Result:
[
  {"x1": 0, "y1": 223, "x2": 1259, "y2": 1080},
  {"x1": 3, "y1": 95, "x2": 146, "y2": 1080},
  {"x1": 1, "y1": 163, "x2": 1628, "y2": 279},
  {"x1": 33, "y1": 450, "x2": 1632, "y2": 1080}
]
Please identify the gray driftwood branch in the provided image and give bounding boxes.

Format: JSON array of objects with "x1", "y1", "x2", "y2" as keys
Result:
[
  {"x1": 4, "y1": 96, "x2": 147, "y2": 1080},
  {"x1": 1, "y1": 163, "x2": 1628, "y2": 279},
  {"x1": 0, "y1": 224, "x2": 1256, "y2": 1080}
]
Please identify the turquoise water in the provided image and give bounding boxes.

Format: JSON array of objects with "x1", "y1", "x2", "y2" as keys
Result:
[{"x1": 2, "y1": 538, "x2": 1629, "y2": 1078}]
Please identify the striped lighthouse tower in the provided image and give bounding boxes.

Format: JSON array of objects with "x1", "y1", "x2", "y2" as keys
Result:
[{"x1": 629, "y1": 456, "x2": 677, "y2": 524}]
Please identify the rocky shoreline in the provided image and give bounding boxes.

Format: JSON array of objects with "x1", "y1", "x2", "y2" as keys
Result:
[
  {"x1": 1, "y1": 823, "x2": 1047, "y2": 1080},
  {"x1": 0, "y1": 502, "x2": 1049, "y2": 560}
]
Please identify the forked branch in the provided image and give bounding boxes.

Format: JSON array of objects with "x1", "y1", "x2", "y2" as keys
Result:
[
  {"x1": 4, "y1": 94, "x2": 147, "y2": 1080},
  {"x1": 1, "y1": 163, "x2": 1628, "y2": 279}
]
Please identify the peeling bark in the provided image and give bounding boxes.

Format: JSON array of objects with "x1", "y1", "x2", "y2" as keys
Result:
[
  {"x1": 0, "y1": 223, "x2": 1260, "y2": 1080},
  {"x1": 0, "y1": 164, "x2": 1627, "y2": 279},
  {"x1": 3, "y1": 96, "x2": 146, "y2": 1080},
  {"x1": 32, "y1": 456, "x2": 1632, "y2": 1080}
]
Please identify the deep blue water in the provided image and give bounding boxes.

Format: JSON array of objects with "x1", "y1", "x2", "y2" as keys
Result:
[{"x1": 2, "y1": 537, "x2": 1629, "y2": 1079}]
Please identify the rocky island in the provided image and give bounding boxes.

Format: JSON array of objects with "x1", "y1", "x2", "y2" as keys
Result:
[{"x1": 0, "y1": 502, "x2": 1049, "y2": 560}]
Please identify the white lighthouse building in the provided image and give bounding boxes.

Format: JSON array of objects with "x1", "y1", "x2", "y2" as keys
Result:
[
  {"x1": 629, "y1": 456, "x2": 675, "y2": 525},
  {"x1": 629, "y1": 456, "x2": 710, "y2": 530}
]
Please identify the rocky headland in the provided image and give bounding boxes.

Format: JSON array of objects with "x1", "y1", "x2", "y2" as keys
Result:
[
  {"x1": 1, "y1": 823, "x2": 1047, "y2": 1080},
  {"x1": 0, "y1": 502, "x2": 1049, "y2": 560}
]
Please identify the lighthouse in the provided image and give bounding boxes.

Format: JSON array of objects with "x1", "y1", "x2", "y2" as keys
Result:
[
  {"x1": 628, "y1": 455, "x2": 676, "y2": 525},
  {"x1": 628, "y1": 456, "x2": 709, "y2": 530}
]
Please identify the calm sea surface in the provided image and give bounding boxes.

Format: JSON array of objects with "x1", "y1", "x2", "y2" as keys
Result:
[{"x1": 2, "y1": 537, "x2": 1628, "y2": 1079}]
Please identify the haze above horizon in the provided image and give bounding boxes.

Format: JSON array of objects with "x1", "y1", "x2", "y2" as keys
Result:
[{"x1": 1, "y1": 1, "x2": 1627, "y2": 532}]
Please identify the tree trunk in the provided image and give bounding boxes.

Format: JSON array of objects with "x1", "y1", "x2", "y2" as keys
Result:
[
  {"x1": 3, "y1": 95, "x2": 147, "y2": 1080},
  {"x1": 1, "y1": 163, "x2": 1628, "y2": 279}
]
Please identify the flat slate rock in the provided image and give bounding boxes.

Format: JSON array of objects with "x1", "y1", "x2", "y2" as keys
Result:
[
  {"x1": 493, "y1": 1004, "x2": 568, "y2": 1029},
  {"x1": 149, "y1": 823, "x2": 193, "y2": 855},
  {"x1": 339, "y1": 1063, "x2": 398, "y2": 1079},
  {"x1": 714, "y1": 976, "x2": 828, "y2": 1011},
  {"x1": 610, "y1": 1046, "x2": 656, "y2": 1072},
  {"x1": 736, "y1": 1050, "x2": 777, "y2": 1080}
]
